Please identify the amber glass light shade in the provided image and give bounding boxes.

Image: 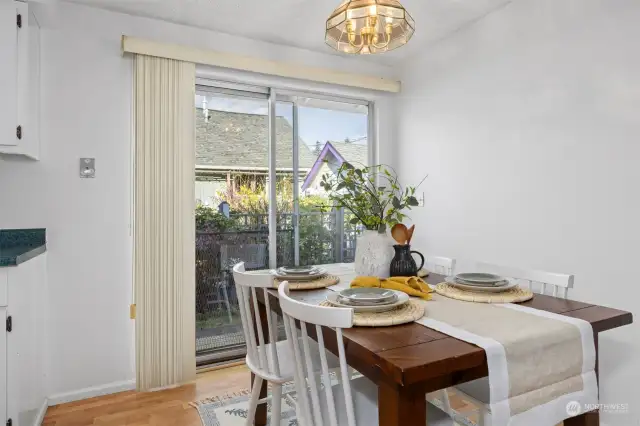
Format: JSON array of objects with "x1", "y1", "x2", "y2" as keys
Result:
[{"x1": 325, "y1": 0, "x2": 415, "y2": 54}]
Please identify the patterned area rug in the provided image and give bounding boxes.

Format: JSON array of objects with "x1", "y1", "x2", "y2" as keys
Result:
[
  {"x1": 192, "y1": 383, "x2": 299, "y2": 426},
  {"x1": 192, "y1": 385, "x2": 477, "y2": 426}
]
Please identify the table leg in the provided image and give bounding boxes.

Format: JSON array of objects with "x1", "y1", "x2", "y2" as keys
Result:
[
  {"x1": 565, "y1": 411, "x2": 599, "y2": 426},
  {"x1": 378, "y1": 381, "x2": 427, "y2": 426},
  {"x1": 251, "y1": 295, "x2": 271, "y2": 426}
]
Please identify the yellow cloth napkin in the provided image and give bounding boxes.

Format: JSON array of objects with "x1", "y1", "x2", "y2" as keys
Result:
[{"x1": 351, "y1": 276, "x2": 433, "y2": 300}]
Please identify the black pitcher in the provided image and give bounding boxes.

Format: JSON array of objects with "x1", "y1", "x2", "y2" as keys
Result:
[{"x1": 389, "y1": 245, "x2": 425, "y2": 277}]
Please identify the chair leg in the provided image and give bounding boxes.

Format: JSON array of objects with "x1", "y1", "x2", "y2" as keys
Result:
[
  {"x1": 286, "y1": 394, "x2": 306, "y2": 426},
  {"x1": 478, "y1": 405, "x2": 487, "y2": 426},
  {"x1": 440, "y1": 389, "x2": 453, "y2": 416},
  {"x1": 246, "y1": 376, "x2": 264, "y2": 426},
  {"x1": 271, "y1": 384, "x2": 282, "y2": 426},
  {"x1": 294, "y1": 401, "x2": 307, "y2": 426}
]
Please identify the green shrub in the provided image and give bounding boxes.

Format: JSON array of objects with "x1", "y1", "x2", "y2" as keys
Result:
[
  {"x1": 196, "y1": 205, "x2": 237, "y2": 232},
  {"x1": 196, "y1": 181, "x2": 352, "y2": 265}
]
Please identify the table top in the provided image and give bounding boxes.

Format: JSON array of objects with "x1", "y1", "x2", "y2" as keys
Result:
[{"x1": 259, "y1": 267, "x2": 633, "y2": 392}]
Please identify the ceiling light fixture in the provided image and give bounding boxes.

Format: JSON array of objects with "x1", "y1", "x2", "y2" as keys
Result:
[{"x1": 325, "y1": 0, "x2": 415, "y2": 55}]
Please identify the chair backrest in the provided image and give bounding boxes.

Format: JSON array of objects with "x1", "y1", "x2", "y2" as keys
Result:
[
  {"x1": 278, "y1": 282, "x2": 356, "y2": 426},
  {"x1": 476, "y1": 262, "x2": 574, "y2": 299},
  {"x1": 232, "y1": 262, "x2": 283, "y2": 380},
  {"x1": 424, "y1": 255, "x2": 456, "y2": 276},
  {"x1": 222, "y1": 244, "x2": 267, "y2": 270}
]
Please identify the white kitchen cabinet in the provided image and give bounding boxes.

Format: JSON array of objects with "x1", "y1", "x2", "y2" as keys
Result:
[
  {"x1": 0, "y1": 253, "x2": 48, "y2": 426},
  {"x1": 0, "y1": 0, "x2": 18, "y2": 148},
  {"x1": 0, "y1": 0, "x2": 41, "y2": 159},
  {"x1": 0, "y1": 308, "x2": 6, "y2": 426}
]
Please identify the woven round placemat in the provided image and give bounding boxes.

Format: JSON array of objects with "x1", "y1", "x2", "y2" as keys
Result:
[
  {"x1": 273, "y1": 274, "x2": 340, "y2": 290},
  {"x1": 319, "y1": 299, "x2": 425, "y2": 327},
  {"x1": 434, "y1": 283, "x2": 534, "y2": 303}
]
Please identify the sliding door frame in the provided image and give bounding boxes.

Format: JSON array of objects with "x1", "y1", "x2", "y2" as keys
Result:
[
  {"x1": 267, "y1": 88, "x2": 278, "y2": 268},
  {"x1": 196, "y1": 80, "x2": 375, "y2": 269},
  {"x1": 292, "y1": 102, "x2": 300, "y2": 266}
]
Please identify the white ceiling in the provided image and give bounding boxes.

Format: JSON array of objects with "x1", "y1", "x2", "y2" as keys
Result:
[{"x1": 66, "y1": 0, "x2": 511, "y2": 65}]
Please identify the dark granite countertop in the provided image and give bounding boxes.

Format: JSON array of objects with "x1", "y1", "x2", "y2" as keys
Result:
[{"x1": 0, "y1": 228, "x2": 47, "y2": 267}]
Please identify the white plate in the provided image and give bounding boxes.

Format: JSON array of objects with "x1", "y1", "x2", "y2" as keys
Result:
[
  {"x1": 325, "y1": 290, "x2": 410, "y2": 313},
  {"x1": 278, "y1": 266, "x2": 319, "y2": 275},
  {"x1": 338, "y1": 288, "x2": 398, "y2": 304},
  {"x1": 455, "y1": 272, "x2": 505, "y2": 284},
  {"x1": 445, "y1": 276, "x2": 518, "y2": 293},
  {"x1": 271, "y1": 268, "x2": 327, "y2": 281},
  {"x1": 454, "y1": 278, "x2": 509, "y2": 287},
  {"x1": 337, "y1": 295, "x2": 398, "y2": 306}
]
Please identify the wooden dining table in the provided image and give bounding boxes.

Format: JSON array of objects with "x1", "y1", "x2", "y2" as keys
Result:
[{"x1": 250, "y1": 266, "x2": 632, "y2": 426}]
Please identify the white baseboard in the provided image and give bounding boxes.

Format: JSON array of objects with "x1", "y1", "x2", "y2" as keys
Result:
[
  {"x1": 48, "y1": 379, "x2": 136, "y2": 406},
  {"x1": 34, "y1": 398, "x2": 48, "y2": 426}
]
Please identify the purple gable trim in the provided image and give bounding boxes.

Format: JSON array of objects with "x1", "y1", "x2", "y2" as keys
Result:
[{"x1": 301, "y1": 142, "x2": 346, "y2": 191}]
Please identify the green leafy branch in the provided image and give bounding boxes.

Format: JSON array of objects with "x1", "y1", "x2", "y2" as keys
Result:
[{"x1": 319, "y1": 163, "x2": 426, "y2": 233}]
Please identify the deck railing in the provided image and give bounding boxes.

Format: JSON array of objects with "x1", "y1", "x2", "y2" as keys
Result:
[{"x1": 195, "y1": 209, "x2": 361, "y2": 357}]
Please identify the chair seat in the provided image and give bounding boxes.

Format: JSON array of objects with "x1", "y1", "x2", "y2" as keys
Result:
[
  {"x1": 315, "y1": 376, "x2": 454, "y2": 426},
  {"x1": 246, "y1": 339, "x2": 341, "y2": 384}
]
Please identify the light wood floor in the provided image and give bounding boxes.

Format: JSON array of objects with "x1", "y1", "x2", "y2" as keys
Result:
[
  {"x1": 42, "y1": 364, "x2": 474, "y2": 426},
  {"x1": 42, "y1": 365, "x2": 251, "y2": 426},
  {"x1": 42, "y1": 364, "x2": 562, "y2": 426}
]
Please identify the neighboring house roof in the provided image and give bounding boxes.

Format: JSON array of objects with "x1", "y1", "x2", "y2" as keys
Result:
[
  {"x1": 326, "y1": 139, "x2": 368, "y2": 166},
  {"x1": 301, "y1": 141, "x2": 368, "y2": 191},
  {"x1": 196, "y1": 108, "x2": 316, "y2": 171}
]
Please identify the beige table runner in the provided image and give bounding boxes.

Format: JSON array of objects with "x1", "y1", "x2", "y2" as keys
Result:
[
  {"x1": 418, "y1": 294, "x2": 597, "y2": 425},
  {"x1": 320, "y1": 264, "x2": 598, "y2": 426}
]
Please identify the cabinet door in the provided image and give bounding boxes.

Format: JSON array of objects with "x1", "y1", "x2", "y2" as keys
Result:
[
  {"x1": 7, "y1": 254, "x2": 46, "y2": 426},
  {"x1": 0, "y1": 308, "x2": 6, "y2": 424},
  {"x1": 0, "y1": 0, "x2": 18, "y2": 147},
  {"x1": 15, "y1": 1, "x2": 29, "y2": 148}
]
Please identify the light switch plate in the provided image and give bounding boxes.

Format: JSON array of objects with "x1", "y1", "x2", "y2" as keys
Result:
[{"x1": 80, "y1": 158, "x2": 95, "y2": 178}]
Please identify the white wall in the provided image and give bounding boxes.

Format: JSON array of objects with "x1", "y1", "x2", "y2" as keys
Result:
[
  {"x1": 0, "y1": 1, "x2": 398, "y2": 401},
  {"x1": 397, "y1": 0, "x2": 639, "y2": 424},
  {"x1": 0, "y1": 21, "x2": 135, "y2": 402}
]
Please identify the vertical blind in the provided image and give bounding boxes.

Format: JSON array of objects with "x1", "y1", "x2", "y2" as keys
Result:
[{"x1": 133, "y1": 54, "x2": 196, "y2": 390}]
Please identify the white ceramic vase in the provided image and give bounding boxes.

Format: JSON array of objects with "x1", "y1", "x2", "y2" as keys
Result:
[{"x1": 354, "y1": 230, "x2": 394, "y2": 278}]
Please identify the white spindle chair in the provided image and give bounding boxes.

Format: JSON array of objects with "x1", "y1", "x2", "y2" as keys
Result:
[
  {"x1": 233, "y1": 262, "x2": 288, "y2": 426},
  {"x1": 424, "y1": 256, "x2": 457, "y2": 276},
  {"x1": 440, "y1": 262, "x2": 575, "y2": 425},
  {"x1": 233, "y1": 263, "x2": 341, "y2": 426},
  {"x1": 476, "y1": 262, "x2": 574, "y2": 299},
  {"x1": 278, "y1": 281, "x2": 454, "y2": 426}
]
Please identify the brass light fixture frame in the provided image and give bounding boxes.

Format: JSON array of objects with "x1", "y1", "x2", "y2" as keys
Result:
[{"x1": 325, "y1": 0, "x2": 415, "y2": 54}]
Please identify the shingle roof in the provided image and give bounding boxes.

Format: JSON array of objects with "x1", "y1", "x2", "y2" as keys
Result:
[
  {"x1": 301, "y1": 140, "x2": 369, "y2": 191},
  {"x1": 196, "y1": 109, "x2": 316, "y2": 170},
  {"x1": 326, "y1": 140, "x2": 368, "y2": 167}
]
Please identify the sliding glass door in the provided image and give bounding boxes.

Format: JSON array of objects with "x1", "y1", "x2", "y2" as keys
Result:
[
  {"x1": 194, "y1": 86, "x2": 271, "y2": 363},
  {"x1": 194, "y1": 83, "x2": 371, "y2": 364},
  {"x1": 292, "y1": 96, "x2": 370, "y2": 266}
]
